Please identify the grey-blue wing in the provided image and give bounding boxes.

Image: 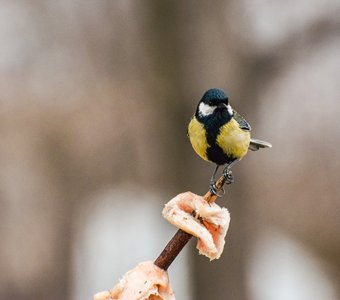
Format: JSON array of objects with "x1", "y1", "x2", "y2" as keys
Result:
[{"x1": 233, "y1": 109, "x2": 251, "y2": 131}]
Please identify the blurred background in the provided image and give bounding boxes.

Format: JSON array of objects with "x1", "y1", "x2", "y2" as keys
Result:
[{"x1": 1, "y1": 1, "x2": 340, "y2": 299}]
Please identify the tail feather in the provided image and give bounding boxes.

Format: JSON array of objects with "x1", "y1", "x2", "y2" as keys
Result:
[{"x1": 249, "y1": 138, "x2": 272, "y2": 151}]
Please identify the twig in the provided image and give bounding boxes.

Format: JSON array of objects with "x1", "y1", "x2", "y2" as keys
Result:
[{"x1": 154, "y1": 174, "x2": 229, "y2": 270}]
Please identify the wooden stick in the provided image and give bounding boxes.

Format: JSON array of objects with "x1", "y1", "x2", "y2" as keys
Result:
[{"x1": 154, "y1": 174, "x2": 230, "y2": 270}]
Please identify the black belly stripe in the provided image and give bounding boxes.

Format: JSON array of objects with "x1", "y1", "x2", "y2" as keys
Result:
[
  {"x1": 206, "y1": 144, "x2": 235, "y2": 165},
  {"x1": 197, "y1": 109, "x2": 235, "y2": 165}
]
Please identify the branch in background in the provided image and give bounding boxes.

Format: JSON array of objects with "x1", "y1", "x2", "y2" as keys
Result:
[{"x1": 154, "y1": 173, "x2": 230, "y2": 270}]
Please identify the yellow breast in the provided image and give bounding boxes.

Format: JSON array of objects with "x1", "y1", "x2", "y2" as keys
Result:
[
  {"x1": 188, "y1": 116, "x2": 209, "y2": 161},
  {"x1": 216, "y1": 118, "x2": 251, "y2": 159}
]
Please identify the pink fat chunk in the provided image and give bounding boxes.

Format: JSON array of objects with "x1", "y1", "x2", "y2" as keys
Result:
[
  {"x1": 94, "y1": 261, "x2": 175, "y2": 300},
  {"x1": 162, "y1": 192, "x2": 230, "y2": 260}
]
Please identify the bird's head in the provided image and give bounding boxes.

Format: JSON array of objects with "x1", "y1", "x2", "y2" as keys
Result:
[{"x1": 196, "y1": 88, "x2": 233, "y2": 118}]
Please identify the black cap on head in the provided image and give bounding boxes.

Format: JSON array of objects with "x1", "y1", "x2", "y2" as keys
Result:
[{"x1": 201, "y1": 88, "x2": 228, "y2": 104}]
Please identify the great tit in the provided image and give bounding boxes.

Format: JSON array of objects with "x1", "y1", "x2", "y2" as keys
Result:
[{"x1": 188, "y1": 88, "x2": 271, "y2": 195}]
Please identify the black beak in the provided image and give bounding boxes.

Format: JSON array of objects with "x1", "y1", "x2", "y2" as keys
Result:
[{"x1": 218, "y1": 103, "x2": 228, "y2": 109}]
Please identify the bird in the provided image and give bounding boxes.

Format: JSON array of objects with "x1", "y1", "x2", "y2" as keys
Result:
[{"x1": 187, "y1": 88, "x2": 272, "y2": 196}]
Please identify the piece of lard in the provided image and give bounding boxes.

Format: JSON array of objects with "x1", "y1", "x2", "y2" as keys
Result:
[
  {"x1": 162, "y1": 192, "x2": 230, "y2": 260},
  {"x1": 94, "y1": 261, "x2": 175, "y2": 300}
]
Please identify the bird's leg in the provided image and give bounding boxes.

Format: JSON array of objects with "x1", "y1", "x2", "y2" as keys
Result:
[
  {"x1": 209, "y1": 165, "x2": 225, "y2": 197},
  {"x1": 222, "y1": 160, "x2": 239, "y2": 184}
]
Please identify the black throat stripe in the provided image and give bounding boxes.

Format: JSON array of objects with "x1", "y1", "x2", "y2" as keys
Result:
[{"x1": 196, "y1": 108, "x2": 235, "y2": 165}]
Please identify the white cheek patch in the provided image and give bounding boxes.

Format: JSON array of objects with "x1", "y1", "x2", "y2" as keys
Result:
[
  {"x1": 198, "y1": 102, "x2": 216, "y2": 117},
  {"x1": 227, "y1": 104, "x2": 233, "y2": 116}
]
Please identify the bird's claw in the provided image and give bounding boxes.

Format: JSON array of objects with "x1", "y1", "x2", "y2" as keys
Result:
[
  {"x1": 209, "y1": 183, "x2": 225, "y2": 197},
  {"x1": 223, "y1": 169, "x2": 234, "y2": 185}
]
